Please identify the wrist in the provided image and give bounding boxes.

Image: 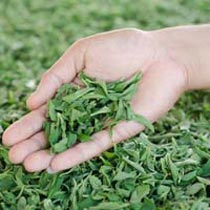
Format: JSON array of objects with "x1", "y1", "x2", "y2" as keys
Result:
[{"x1": 152, "y1": 25, "x2": 210, "y2": 91}]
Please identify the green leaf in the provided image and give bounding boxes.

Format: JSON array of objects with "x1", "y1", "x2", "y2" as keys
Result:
[
  {"x1": 141, "y1": 198, "x2": 156, "y2": 210},
  {"x1": 89, "y1": 175, "x2": 102, "y2": 190},
  {"x1": 197, "y1": 176, "x2": 210, "y2": 185},
  {"x1": 0, "y1": 174, "x2": 16, "y2": 191},
  {"x1": 113, "y1": 171, "x2": 136, "y2": 181},
  {"x1": 197, "y1": 159, "x2": 210, "y2": 177},
  {"x1": 131, "y1": 114, "x2": 154, "y2": 132},
  {"x1": 48, "y1": 101, "x2": 57, "y2": 121},
  {"x1": 79, "y1": 134, "x2": 91, "y2": 142},
  {"x1": 43, "y1": 199, "x2": 54, "y2": 210},
  {"x1": 130, "y1": 185, "x2": 150, "y2": 203},
  {"x1": 90, "y1": 106, "x2": 111, "y2": 117},
  {"x1": 157, "y1": 185, "x2": 170, "y2": 199},
  {"x1": 89, "y1": 202, "x2": 129, "y2": 210},
  {"x1": 115, "y1": 100, "x2": 125, "y2": 120},
  {"x1": 63, "y1": 87, "x2": 94, "y2": 104},
  {"x1": 52, "y1": 138, "x2": 68, "y2": 153},
  {"x1": 48, "y1": 123, "x2": 61, "y2": 145},
  {"x1": 186, "y1": 183, "x2": 205, "y2": 195},
  {"x1": 168, "y1": 155, "x2": 180, "y2": 184},
  {"x1": 17, "y1": 197, "x2": 26, "y2": 210},
  {"x1": 67, "y1": 132, "x2": 77, "y2": 147}
]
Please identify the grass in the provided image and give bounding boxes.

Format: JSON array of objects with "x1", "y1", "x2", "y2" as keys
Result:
[{"x1": 0, "y1": 0, "x2": 210, "y2": 209}]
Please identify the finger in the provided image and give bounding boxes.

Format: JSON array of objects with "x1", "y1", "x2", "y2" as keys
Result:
[
  {"x1": 27, "y1": 39, "x2": 88, "y2": 110},
  {"x1": 2, "y1": 105, "x2": 46, "y2": 146},
  {"x1": 9, "y1": 131, "x2": 48, "y2": 164},
  {"x1": 23, "y1": 149, "x2": 53, "y2": 172},
  {"x1": 49, "y1": 120, "x2": 144, "y2": 172},
  {"x1": 49, "y1": 61, "x2": 186, "y2": 172}
]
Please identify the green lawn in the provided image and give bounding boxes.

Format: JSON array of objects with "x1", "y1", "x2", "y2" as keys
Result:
[{"x1": 0, "y1": 0, "x2": 210, "y2": 209}]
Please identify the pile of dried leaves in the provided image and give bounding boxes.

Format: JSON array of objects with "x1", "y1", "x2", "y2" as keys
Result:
[{"x1": 44, "y1": 73, "x2": 153, "y2": 153}]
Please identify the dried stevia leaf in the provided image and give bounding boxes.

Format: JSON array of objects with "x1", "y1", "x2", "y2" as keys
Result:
[
  {"x1": 0, "y1": 174, "x2": 16, "y2": 191},
  {"x1": 79, "y1": 134, "x2": 91, "y2": 142},
  {"x1": 130, "y1": 185, "x2": 150, "y2": 203},
  {"x1": 53, "y1": 138, "x2": 68, "y2": 153},
  {"x1": 89, "y1": 175, "x2": 102, "y2": 190},
  {"x1": 167, "y1": 154, "x2": 180, "y2": 184},
  {"x1": 17, "y1": 197, "x2": 27, "y2": 210},
  {"x1": 115, "y1": 100, "x2": 125, "y2": 120},
  {"x1": 67, "y1": 132, "x2": 77, "y2": 147},
  {"x1": 90, "y1": 106, "x2": 111, "y2": 117},
  {"x1": 130, "y1": 113, "x2": 154, "y2": 132},
  {"x1": 48, "y1": 101, "x2": 57, "y2": 121},
  {"x1": 63, "y1": 87, "x2": 95, "y2": 104},
  {"x1": 113, "y1": 171, "x2": 136, "y2": 181}
]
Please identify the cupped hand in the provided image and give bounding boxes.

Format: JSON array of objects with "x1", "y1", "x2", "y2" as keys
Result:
[{"x1": 2, "y1": 28, "x2": 187, "y2": 172}]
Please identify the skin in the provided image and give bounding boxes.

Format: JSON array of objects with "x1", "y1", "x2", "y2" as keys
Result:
[{"x1": 2, "y1": 25, "x2": 210, "y2": 173}]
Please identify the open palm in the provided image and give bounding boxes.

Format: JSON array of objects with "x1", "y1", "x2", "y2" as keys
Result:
[{"x1": 3, "y1": 29, "x2": 187, "y2": 172}]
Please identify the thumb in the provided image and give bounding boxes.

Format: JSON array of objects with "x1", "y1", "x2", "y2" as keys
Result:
[{"x1": 27, "y1": 39, "x2": 88, "y2": 110}]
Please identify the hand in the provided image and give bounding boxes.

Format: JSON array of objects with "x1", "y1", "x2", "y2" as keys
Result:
[{"x1": 2, "y1": 28, "x2": 187, "y2": 172}]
